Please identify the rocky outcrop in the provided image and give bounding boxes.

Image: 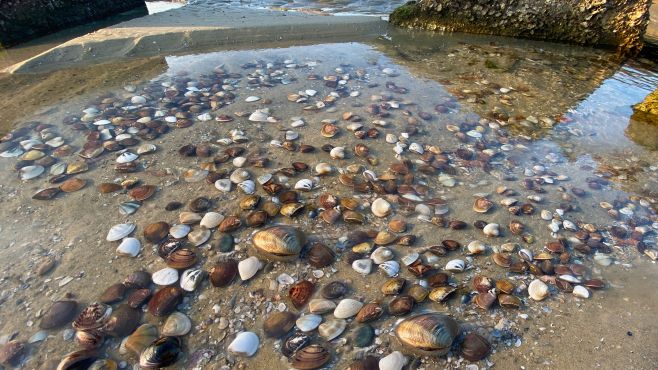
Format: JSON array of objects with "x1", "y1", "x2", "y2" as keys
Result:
[
  {"x1": 0, "y1": 0, "x2": 148, "y2": 48},
  {"x1": 390, "y1": 0, "x2": 652, "y2": 54},
  {"x1": 633, "y1": 88, "x2": 658, "y2": 124}
]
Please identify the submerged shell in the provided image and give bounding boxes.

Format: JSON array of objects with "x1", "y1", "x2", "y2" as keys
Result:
[
  {"x1": 318, "y1": 318, "x2": 347, "y2": 340},
  {"x1": 228, "y1": 331, "x2": 259, "y2": 357},
  {"x1": 106, "y1": 223, "x2": 135, "y2": 242},
  {"x1": 116, "y1": 237, "x2": 141, "y2": 257},
  {"x1": 238, "y1": 256, "x2": 262, "y2": 281},
  {"x1": 394, "y1": 313, "x2": 460, "y2": 355},
  {"x1": 139, "y1": 336, "x2": 181, "y2": 369},
  {"x1": 334, "y1": 299, "x2": 363, "y2": 319},
  {"x1": 162, "y1": 312, "x2": 192, "y2": 336},
  {"x1": 40, "y1": 300, "x2": 78, "y2": 329},
  {"x1": 252, "y1": 225, "x2": 306, "y2": 260},
  {"x1": 73, "y1": 302, "x2": 112, "y2": 331},
  {"x1": 263, "y1": 311, "x2": 297, "y2": 338},
  {"x1": 125, "y1": 324, "x2": 158, "y2": 355},
  {"x1": 528, "y1": 279, "x2": 549, "y2": 301},
  {"x1": 291, "y1": 344, "x2": 331, "y2": 370}
]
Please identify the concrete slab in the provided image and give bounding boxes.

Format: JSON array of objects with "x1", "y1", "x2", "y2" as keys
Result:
[{"x1": 5, "y1": 6, "x2": 387, "y2": 74}]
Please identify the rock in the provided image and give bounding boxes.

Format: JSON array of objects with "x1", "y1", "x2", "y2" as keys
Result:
[{"x1": 390, "y1": 0, "x2": 652, "y2": 54}]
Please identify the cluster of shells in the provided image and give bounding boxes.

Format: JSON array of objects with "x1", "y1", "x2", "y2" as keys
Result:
[{"x1": 1, "y1": 53, "x2": 657, "y2": 370}]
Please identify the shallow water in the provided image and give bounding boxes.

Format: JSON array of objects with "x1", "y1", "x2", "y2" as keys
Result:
[
  {"x1": 188, "y1": 0, "x2": 406, "y2": 15},
  {"x1": 0, "y1": 24, "x2": 657, "y2": 370}
]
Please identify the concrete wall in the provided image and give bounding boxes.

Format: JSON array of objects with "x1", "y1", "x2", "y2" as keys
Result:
[{"x1": 0, "y1": 0, "x2": 148, "y2": 48}]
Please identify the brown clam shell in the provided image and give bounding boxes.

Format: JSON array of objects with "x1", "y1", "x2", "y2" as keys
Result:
[
  {"x1": 289, "y1": 280, "x2": 314, "y2": 309},
  {"x1": 319, "y1": 193, "x2": 338, "y2": 209},
  {"x1": 356, "y1": 302, "x2": 383, "y2": 323},
  {"x1": 320, "y1": 208, "x2": 341, "y2": 224},
  {"x1": 291, "y1": 344, "x2": 331, "y2": 370},
  {"x1": 147, "y1": 286, "x2": 184, "y2": 317},
  {"x1": 473, "y1": 275, "x2": 493, "y2": 293},
  {"x1": 218, "y1": 216, "x2": 242, "y2": 232},
  {"x1": 59, "y1": 177, "x2": 86, "y2": 192},
  {"x1": 321, "y1": 281, "x2": 348, "y2": 299},
  {"x1": 127, "y1": 288, "x2": 152, "y2": 308},
  {"x1": 306, "y1": 243, "x2": 335, "y2": 268},
  {"x1": 144, "y1": 221, "x2": 170, "y2": 243},
  {"x1": 473, "y1": 292, "x2": 497, "y2": 310},
  {"x1": 426, "y1": 272, "x2": 449, "y2": 287},
  {"x1": 123, "y1": 270, "x2": 151, "y2": 289},
  {"x1": 347, "y1": 355, "x2": 379, "y2": 370},
  {"x1": 263, "y1": 311, "x2": 297, "y2": 338},
  {"x1": 32, "y1": 187, "x2": 61, "y2": 200},
  {"x1": 55, "y1": 350, "x2": 98, "y2": 370},
  {"x1": 388, "y1": 219, "x2": 407, "y2": 233},
  {"x1": 99, "y1": 283, "x2": 127, "y2": 304},
  {"x1": 73, "y1": 302, "x2": 112, "y2": 331},
  {"x1": 0, "y1": 341, "x2": 25, "y2": 367},
  {"x1": 252, "y1": 225, "x2": 306, "y2": 260},
  {"x1": 99, "y1": 182, "x2": 123, "y2": 194},
  {"x1": 101, "y1": 304, "x2": 141, "y2": 337},
  {"x1": 473, "y1": 197, "x2": 493, "y2": 213},
  {"x1": 492, "y1": 253, "x2": 512, "y2": 268},
  {"x1": 460, "y1": 332, "x2": 491, "y2": 362},
  {"x1": 166, "y1": 249, "x2": 197, "y2": 269},
  {"x1": 189, "y1": 196, "x2": 212, "y2": 212},
  {"x1": 388, "y1": 295, "x2": 414, "y2": 316},
  {"x1": 498, "y1": 294, "x2": 521, "y2": 308},
  {"x1": 128, "y1": 185, "x2": 156, "y2": 201},
  {"x1": 209, "y1": 259, "x2": 238, "y2": 287},
  {"x1": 40, "y1": 300, "x2": 78, "y2": 329},
  {"x1": 509, "y1": 220, "x2": 525, "y2": 235}
]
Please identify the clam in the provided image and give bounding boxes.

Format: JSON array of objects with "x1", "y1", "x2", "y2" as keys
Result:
[
  {"x1": 124, "y1": 270, "x2": 151, "y2": 288},
  {"x1": 296, "y1": 314, "x2": 323, "y2": 332},
  {"x1": 215, "y1": 179, "x2": 232, "y2": 192},
  {"x1": 321, "y1": 281, "x2": 348, "y2": 299},
  {"x1": 379, "y1": 260, "x2": 400, "y2": 277},
  {"x1": 56, "y1": 350, "x2": 98, "y2": 370},
  {"x1": 144, "y1": 222, "x2": 169, "y2": 243},
  {"x1": 330, "y1": 146, "x2": 345, "y2": 159},
  {"x1": 473, "y1": 197, "x2": 493, "y2": 213},
  {"x1": 99, "y1": 283, "x2": 126, "y2": 304},
  {"x1": 116, "y1": 152, "x2": 138, "y2": 163},
  {"x1": 128, "y1": 185, "x2": 156, "y2": 201},
  {"x1": 20, "y1": 165, "x2": 44, "y2": 180},
  {"x1": 73, "y1": 302, "x2": 112, "y2": 331},
  {"x1": 238, "y1": 256, "x2": 262, "y2": 281},
  {"x1": 466, "y1": 240, "x2": 487, "y2": 255},
  {"x1": 263, "y1": 312, "x2": 297, "y2": 338},
  {"x1": 374, "y1": 230, "x2": 398, "y2": 245},
  {"x1": 509, "y1": 220, "x2": 525, "y2": 235},
  {"x1": 169, "y1": 224, "x2": 190, "y2": 239},
  {"x1": 238, "y1": 180, "x2": 256, "y2": 194},
  {"x1": 239, "y1": 195, "x2": 260, "y2": 210},
  {"x1": 139, "y1": 337, "x2": 181, "y2": 368},
  {"x1": 308, "y1": 299, "x2": 336, "y2": 314},
  {"x1": 106, "y1": 223, "x2": 135, "y2": 241},
  {"x1": 40, "y1": 300, "x2": 78, "y2": 329},
  {"x1": 315, "y1": 163, "x2": 333, "y2": 175},
  {"x1": 125, "y1": 324, "x2": 158, "y2": 355},
  {"x1": 388, "y1": 295, "x2": 414, "y2": 316},
  {"x1": 528, "y1": 279, "x2": 549, "y2": 301},
  {"x1": 356, "y1": 302, "x2": 383, "y2": 323},
  {"x1": 210, "y1": 259, "x2": 238, "y2": 287},
  {"x1": 371, "y1": 247, "x2": 394, "y2": 264},
  {"x1": 460, "y1": 332, "x2": 491, "y2": 362},
  {"x1": 162, "y1": 312, "x2": 192, "y2": 336},
  {"x1": 166, "y1": 249, "x2": 197, "y2": 269},
  {"x1": 352, "y1": 258, "x2": 373, "y2": 274},
  {"x1": 334, "y1": 299, "x2": 363, "y2": 319},
  {"x1": 428, "y1": 286, "x2": 456, "y2": 303},
  {"x1": 306, "y1": 243, "x2": 335, "y2": 268},
  {"x1": 318, "y1": 318, "x2": 347, "y2": 340},
  {"x1": 59, "y1": 177, "x2": 86, "y2": 192},
  {"x1": 408, "y1": 284, "x2": 429, "y2": 303},
  {"x1": 32, "y1": 187, "x2": 60, "y2": 200},
  {"x1": 498, "y1": 294, "x2": 522, "y2": 308},
  {"x1": 152, "y1": 267, "x2": 179, "y2": 286},
  {"x1": 394, "y1": 313, "x2": 459, "y2": 355},
  {"x1": 228, "y1": 331, "x2": 259, "y2": 357},
  {"x1": 148, "y1": 287, "x2": 184, "y2": 317},
  {"x1": 115, "y1": 237, "x2": 141, "y2": 257},
  {"x1": 101, "y1": 304, "x2": 140, "y2": 337},
  {"x1": 379, "y1": 351, "x2": 407, "y2": 370},
  {"x1": 289, "y1": 280, "x2": 314, "y2": 308},
  {"x1": 180, "y1": 269, "x2": 204, "y2": 292},
  {"x1": 572, "y1": 285, "x2": 590, "y2": 298},
  {"x1": 371, "y1": 198, "x2": 392, "y2": 217},
  {"x1": 137, "y1": 144, "x2": 157, "y2": 154},
  {"x1": 252, "y1": 225, "x2": 306, "y2": 260},
  {"x1": 218, "y1": 215, "x2": 242, "y2": 232},
  {"x1": 492, "y1": 253, "x2": 512, "y2": 268},
  {"x1": 188, "y1": 228, "x2": 211, "y2": 246},
  {"x1": 381, "y1": 277, "x2": 406, "y2": 295},
  {"x1": 294, "y1": 179, "x2": 314, "y2": 192},
  {"x1": 445, "y1": 259, "x2": 465, "y2": 273},
  {"x1": 482, "y1": 223, "x2": 499, "y2": 237},
  {"x1": 473, "y1": 291, "x2": 497, "y2": 309},
  {"x1": 291, "y1": 344, "x2": 331, "y2": 370}
]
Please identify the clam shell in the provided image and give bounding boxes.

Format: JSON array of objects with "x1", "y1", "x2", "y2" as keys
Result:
[
  {"x1": 352, "y1": 258, "x2": 372, "y2": 274},
  {"x1": 379, "y1": 260, "x2": 400, "y2": 277},
  {"x1": 188, "y1": 228, "x2": 211, "y2": 246},
  {"x1": 128, "y1": 185, "x2": 156, "y2": 201},
  {"x1": 371, "y1": 198, "x2": 392, "y2": 217},
  {"x1": 162, "y1": 312, "x2": 192, "y2": 336},
  {"x1": 263, "y1": 312, "x2": 297, "y2": 338},
  {"x1": 388, "y1": 295, "x2": 415, "y2": 316},
  {"x1": 294, "y1": 179, "x2": 314, "y2": 191},
  {"x1": 137, "y1": 144, "x2": 157, "y2": 154},
  {"x1": 120, "y1": 200, "x2": 141, "y2": 215},
  {"x1": 73, "y1": 302, "x2": 112, "y2": 331},
  {"x1": 179, "y1": 212, "x2": 202, "y2": 225},
  {"x1": 139, "y1": 336, "x2": 181, "y2": 368},
  {"x1": 147, "y1": 286, "x2": 184, "y2": 317},
  {"x1": 296, "y1": 314, "x2": 323, "y2": 332},
  {"x1": 169, "y1": 224, "x2": 191, "y2": 239},
  {"x1": 166, "y1": 249, "x2": 197, "y2": 269},
  {"x1": 321, "y1": 281, "x2": 347, "y2": 299},
  {"x1": 306, "y1": 243, "x2": 335, "y2": 268},
  {"x1": 238, "y1": 256, "x2": 262, "y2": 281},
  {"x1": 180, "y1": 269, "x2": 205, "y2": 292},
  {"x1": 379, "y1": 351, "x2": 407, "y2": 370},
  {"x1": 99, "y1": 283, "x2": 127, "y2": 304},
  {"x1": 125, "y1": 324, "x2": 158, "y2": 355},
  {"x1": 460, "y1": 332, "x2": 491, "y2": 362},
  {"x1": 144, "y1": 222, "x2": 169, "y2": 243},
  {"x1": 291, "y1": 344, "x2": 331, "y2": 370},
  {"x1": 252, "y1": 225, "x2": 306, "y2": 260},
  {"x1": 228, "y1": 331, "x2": 259, "y2": 357},
  {"x1": 40, "y1": 300, "x2": 78, "y2": 329},
  {"x1": 356, "y1": 302, "x2": 383, "y2": 323},
  {"x1": 20, "y1": 165, "x2": 44, "y2": 180},
  {"x1": 116, "y1": 237, "x2": 141, "y2": 257},
  {"x1": 56, "y1": 350, "x2": 98, "y2": 370},
  {"x1": 289, "y1": 280, "x2": 314, "y2": 308},
  {"x1": 528, "y1": 279, "x2": 549, "y2": 301},
  {"x1": 209, "y1": 259, "x2": 238, "y2": 287},
  {"x1": 473, "y1": 197, "x2": 493, "y2": 213},
  {"x1": 394, "y1": 313, "x2": 459, "y2": 355},
  {"x1": 59, "y1": 177, "x2": 86, "y2": 192},
  {"x1": 32, "y1": 187, "x2": 60, "y2": 200},
  {"x1": 371, "y1": 247, "x2": 394, "y2": 264},
  {"x1": 106, "y1": 223, "x2": 135, "y2": 242},
  {"x1": 101, "y1": 304, "x2": 140, "y2": 337},
  {"x1": 308, "y1": 299, "x2": 336, "y2": 314},
  {"x1": 318, "y1": 318, "x2": 347, "y2": 340},
  {"x1": 334, "y1": 299, "x2": 363, "y2": 319},
  {"x1": 152, "y1": 267, "x2": 179, "y2": 286},
  {"x1": 200, "y1": 212, "x2": 224, "y2": 228}
]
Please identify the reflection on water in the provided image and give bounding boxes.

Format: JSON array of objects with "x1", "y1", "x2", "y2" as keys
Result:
[{"x1": 189, "y1": 0, "x2": 406, "y2": 15}]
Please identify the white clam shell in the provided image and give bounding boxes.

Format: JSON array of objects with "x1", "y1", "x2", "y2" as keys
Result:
[
  {"x1": 1, "y1": 147, "x2": 24, "y2": 158},
  {"x1": 518, "y1": 248, "x2": 533, "y2": 262},
  {"x1": 558, "y1": 274, "x2": 581, "y2": 284},
  {"x1": 228, "y1": 331, "x2": 259, "y2": 357},
  {"x1": 238, "y1": 256, "x2": 262, "y2": 281},
  {"x1": 371, "y1": 198, "x2": 392, "y2": 218},
  {"x1": 379, "y1": 351, "x2": 408, "y2": 370},
  {"x1": 593, "y1": 252, "x2": 613, "y2": 266},
  {"x1": 188, "y1": 228, "x2": 211, "y2": 246},
  {"x1": 169, "y1": 224, "x2": 191, "y2": 239},
  {"x1": 318, "y1": 318, "x2": 347, "y2": 341},
  {"x1": 20, "y1": 165, "x2": 45, "y2": 180},
  {"x1": 409, "y1": 142, "x2": 424, "y2": 154},
  {"x1": 572, "y1": 285, "x2": 590, "y2": 298},
  {"x1": 116, "y1": 237, "x2": 141, "y2": 257},
  {"x1": 385, "y1": 134, "x2": 398, "y2": 144},
  {"x1": 232, "y1": 156, "x2": 247, "y2": 168},
  {"x1": 106, "y1": 223, "x2": 135, "y2": 241},
  {"x1": 215, "y1": 179, "x2": 232, "y2": 193},
  {"x1": 401, "y1": 252, "x2": 419, "y2": 267},
  {"x1": 180, "y1": 269, "x2": 205, "y2": 292},
  {"x1": 238, "y1": 180, "x2": 256, "y2": 194},
  {"x1": 245, "y1": 96, "x2": 261, "y2": 102},
  {"x1": 352, "y1": 258, "x2": 372, "y2": 275},
  {"x1": 257, "y1": 174, "x2": 273, "y2": 185},
  {"x1": 445, "y1": 259, "x2": 465, "y2": 273},
  {"x1": 200, "y1": 212, "x2": 224, "y2": 228},
  {"x1": 563, "y1": 220, "x2": 578, "y2": 231},
  {"x1": 315, "y1": 163, "x2": 333, "y2": 175},
  {"x1": 371, "y1": 247, "x2": 394, "y2": 264},
  {"x1": 308, "y1": 299, "x2": 336, "y2": 314},
  {"x1": 329, "y1": 146, "x2": 345, "y2": 159},
  {"x1": 131, "y1": 95, "x2": 146, "y2": 104},
  {"x1": 116, "y1": 152, "x2": 138, "y2": 164},
  {"x1": 294, "y1": 179, "x2": 314, "y2": 191},
  {"x1": 137, "y1": 144, "x2": 157, "y2": 154},
  {"x1": 528, "y1": 279, "x2": 549, "y2": 301},
  {"x1": 162, "y1": 312, "x2": 192, "y2": 336},
  {"x1": 466, "y1": 240, "x2": 487, "y2": 255},
  {"x1": 379, "y1": 260, "x2": 400, "y2": 277},
  {"x1": 295, "y1": 314, "x2": 323, "y2": 332},
  {"x1": 179, "y1": 212, "x2": 202, "y2": 224},
  {"x1": 285, "y1": 131, "x2": 299, "y2": 141},
  {"x1": 248, "y1": 110, "x2": 269, "y2": 122},
  {"x1": 483, "y1": 223, "x2": 500, "y2": 237},
  {"x1": 334, "y1": 299, "x2": 363, "y2": 319},
  {"x1": 230, "y1": 169, "x2": 251, "y2": 183},
  {"x1": 152, "y1": 267, "x2": 179, "y2": 286}
]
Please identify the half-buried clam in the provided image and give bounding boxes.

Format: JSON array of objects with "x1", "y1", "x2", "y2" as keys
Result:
[
  {"x1": 394, "y1": 313, "x2": 460, "y2": 356},
  {"x1": 252, "y1": 225, "x2": 306, "y2": 261}
]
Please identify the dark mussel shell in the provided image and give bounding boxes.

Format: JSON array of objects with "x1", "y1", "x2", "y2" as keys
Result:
[
  {"x1": 56, "y1": 350, "x2": 98, "y2": 370},
  {"x1": 40, "y1": 300, "x2": 78, "y2": 329},
  {"x1": 388, "y1": 295, "x2": 414, "y2": 316},
  {"x1": 209, "y1": 259, "x2": 238, "y2": 287},
  {"x1": 291, "y1": 344, "x2": 331, "y2": 370},
  {"x1": 127, "y1": 288, "x2": 152, "y2": 308},
  {"x1": 282, "y1": 331, "x2": 311, "y2": 357},
  {"x1": 123, "y1": 270, "x2": 151, "y2": 289},
  {"x1": 139, "y1": 336, "x2": 181, "y2": 369},
  {"x1": 102, "y1": 304, "x2": 141, "y2": 337},
  {"x1": 33, "y1": 187, "x2": 61, "y2": 200},
  {"x1": 99, "y1": 283, "x2": 127, "y2": 304},
  {"x1": 306, "y1": 243, "x2": 336, "y2": 268},
  {"x1": 347, "y1": 355, "x2": 379, "y2": 370},
  {"x1": 460, "y1": 332, "x2": 491, "y2": 362},
  {"x1": 147, "y1": 287, "x2": 184, "y2": 317},
  {"x1": 189, "y1": 196, "x2": 211, "y2": 212},
  {"x1": 263, "y1": 311, "x2": 297, "y2": 338},
  {"x1": 157, "y1": 238, "x2": 183, "y2": 259},
  {"x1": 321, "y1": 281, "x2": 348, "y2": 299}
]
